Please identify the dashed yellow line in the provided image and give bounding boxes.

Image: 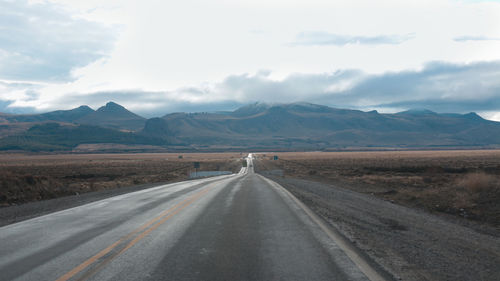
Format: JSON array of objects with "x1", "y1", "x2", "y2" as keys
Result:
[{"x1": 56, "y1": 186, "x2": 211, "y2": 281}]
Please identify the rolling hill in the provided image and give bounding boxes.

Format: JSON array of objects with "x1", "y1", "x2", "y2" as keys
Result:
[
  {"x1": 76, "y1": 102, "x2": 146, "y2": 131},
  {"x1": 1, "y1": 105, "x2": 93, "y2": 123},
  {"x1": 143, "y1": 102, "x2": 500, "y2": 149},
  {"x1": 1, "y1": 101, "x2": 500, "y2": 151},
  {"x1": 1, "y1": 102, "x2": 145, "y2": 132}
]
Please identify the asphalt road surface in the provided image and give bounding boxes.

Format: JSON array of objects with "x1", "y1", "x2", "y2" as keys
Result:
[{"x1": 0, "y1": 155, "x2": 384, "y2": 281}]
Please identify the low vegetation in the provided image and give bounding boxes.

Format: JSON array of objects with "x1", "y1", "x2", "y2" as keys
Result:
[
  {"x1": 0, "y1": 153, "x2": 242, "y2": 206},
  {"x1": 256, "y1": 150, "x2": 500, "y2": 228}
]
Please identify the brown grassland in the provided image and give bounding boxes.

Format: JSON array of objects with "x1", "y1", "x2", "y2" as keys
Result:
[
  {"x1": 256, "y1": 150, "x2": 500, "y2": 228},
  {"x1": 0, "y1": 153, "x2": 243, "y2": 206},
  {"x1": 2, "y1": 150, "x2": 499, "y2": 229}
]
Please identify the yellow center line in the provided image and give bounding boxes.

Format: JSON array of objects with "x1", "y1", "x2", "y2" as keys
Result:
[
  {"x1": 119, "y1": 188, "x2": 210, "y2": 254},
  {"x1": 55, "y1": 186, "x2": 212, "y2": 281}
]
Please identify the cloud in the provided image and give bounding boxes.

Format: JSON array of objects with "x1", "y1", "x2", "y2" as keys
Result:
[
  {"x1": 16, "y1": 89, "x2": 244, "y2": 118},
  {"x1": 454, "y1": 35, "x2": 500, "y2": 42},
  {"x1": 199, "y1": 61, "x2": 500, "y2": 115},
  {"x1": 290, "y1": 31, "x2": 415, "y2": 46},
  {"x1": 0, "y1": 0, "x2": 116, "y2": 82},
  {"x1": 334, "y1": 61, "x2": 500, "y2": 112},
  {"x1": 374, "y1": 98, "x2": 500, "y2": 113},
  {"x1": 127, "y1": 61, "x2": 500, "y2": 115},
  {"x1": 2, "y1": 61, "x2": 500, "y2": 119},
  {"x1": 213, "y1": 70, "x2": 363, "y2": 102},
  {"x1": 194, "y1": 61, "x2": 500, "y2": 114},
  {"x1": 0, "y1": 79, "x2": 44, "y2": 112}
]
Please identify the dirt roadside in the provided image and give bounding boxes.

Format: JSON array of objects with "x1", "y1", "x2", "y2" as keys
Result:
[{"x1": 256, "y1": 161, "x2": 500, "y2": 280}]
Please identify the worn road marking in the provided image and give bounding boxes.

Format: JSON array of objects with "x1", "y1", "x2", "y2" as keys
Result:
[{"x1": 56, "y1": 186, "x2": 211, "y2": 281}]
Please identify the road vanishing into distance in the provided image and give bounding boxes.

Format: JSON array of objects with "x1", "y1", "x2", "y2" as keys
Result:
[{"x1": 0, "y1": 154, "x2": 386, "y2": 281}]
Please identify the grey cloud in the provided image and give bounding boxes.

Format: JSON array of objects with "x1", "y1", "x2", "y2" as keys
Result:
[
  {"x1": 0, "y1": 99, "x2": 36, "y2": 114},
  {"x1": 41, "y1": 90, "x2": 244, "y2": 118},
  {"x1": 290, "y1": 31, "x2": 415, "y2": 46},
  {"x1": 216, "y1": 70, "x2": 362, "y2": 102},
  {"x1": 375, "y1": 98, "x2": 500, "y2": 113},
  {"x1": 45, "y1": 90, "x2": 167, "y2": 113},
  {"x1": 0, "y1": 0, "x2": 116, "y2": 82},
  {"x1": 211, "y1": 61, "x2": 500, "y2": 115},
  {"x1": 3, "y1": 61, "x2": 500, "y2": 118},
  {"x1": 0, "y1": 80, "x2": 42, "y2": 113},
  {"x1": 454, "y1": 35, "x2": 500, "y2": 42},
  {"x1": 148, "y1": 101, "x2": 246, "y2": 116},
  {"x1": 334, "y1": 61, "x2": 500, "y2": 111}
]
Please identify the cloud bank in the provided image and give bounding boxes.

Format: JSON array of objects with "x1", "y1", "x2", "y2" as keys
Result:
[
  {"x1": 4, "y1": 61, "x2": 500, "y2": 119},
  {"x1": 204, "y1": 61, "x2": 500, "y2": 115},
  {"x1": 331, "y1": 61, "x2": 500, "y2": 113}
]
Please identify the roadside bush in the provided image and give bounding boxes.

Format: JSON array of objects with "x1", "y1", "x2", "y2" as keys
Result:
[
  {"x1": 452, "y1": 172, "x2": 500, "y2": 222},
  {"x1": 458, "y1": 172, "x2": 496, "y2": 193}
]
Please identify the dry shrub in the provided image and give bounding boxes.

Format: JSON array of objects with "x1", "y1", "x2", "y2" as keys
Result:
[
  {"x1": 452, "y1": 190, "x2": 474, "y2": 210},
  {"x1": 360, "y1": 174, "x2": 425, "y2": 187},
  {"x1": 452, "y1": 172, "x2": 500, "y2": 221},
  {"x1": 458, "y1": 172, "x2": 496, "y2": 193}
]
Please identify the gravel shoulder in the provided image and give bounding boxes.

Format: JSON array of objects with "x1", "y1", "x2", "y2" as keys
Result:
[{"x1": 261, "y1": 174, "x2": 500, "y2": 281}]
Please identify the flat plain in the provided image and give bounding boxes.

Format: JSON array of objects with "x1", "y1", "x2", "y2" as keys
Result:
[
  {"x1": 0, "y1": 152, "x2": 243, "y2": 206},
  {"x1": 256, "y1": 150, "x2": 500, "y2": 228}
]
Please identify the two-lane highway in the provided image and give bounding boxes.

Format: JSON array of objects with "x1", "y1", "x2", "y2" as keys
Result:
[{"x1": 0, "y1": 154, "x2": 384, "y2": 281}]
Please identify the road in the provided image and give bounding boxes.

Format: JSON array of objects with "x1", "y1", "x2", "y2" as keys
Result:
[{"x1": 0, "y1": 154, "x2": 384, "y2": 281}]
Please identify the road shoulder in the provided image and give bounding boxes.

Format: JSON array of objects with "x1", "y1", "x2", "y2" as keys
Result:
[{"x1": 259, "y1": 174, "x2": 500, "y2": 281}]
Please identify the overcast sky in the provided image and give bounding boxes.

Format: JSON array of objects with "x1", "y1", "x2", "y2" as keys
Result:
[{"x1": 1, "y1": 0, "x2": 500, "y2": 120}]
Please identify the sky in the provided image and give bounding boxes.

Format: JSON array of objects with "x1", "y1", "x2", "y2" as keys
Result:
[{"x1": 1, "y1": 0, "x2": 500, "y2": 120}]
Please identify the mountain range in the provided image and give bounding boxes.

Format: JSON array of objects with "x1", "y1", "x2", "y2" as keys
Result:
[
  {"x1": 1, "y1": 101, "x2": 500, "y2": 152},
  {"x1": 0, "y1": 102, "x2": 145, "y2": 131}
]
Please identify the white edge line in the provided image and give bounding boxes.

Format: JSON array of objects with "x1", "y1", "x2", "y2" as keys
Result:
[{"x1": 258, "y1": 174, "x2": 388, "y2": 281}]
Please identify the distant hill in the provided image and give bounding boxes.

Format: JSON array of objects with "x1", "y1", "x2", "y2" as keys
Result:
[
  {"x1": 145, "y1": 102, "x2": 500, "y2": 149},
  {"x1": 1, "y1": 102, "x2": 145, "y2": 132},
  {"x1": 1, "y1": 102, "x2": 500, "y2": 151},
  {"x1": 2, "y1": 105, "x2": 94, "y2": 123},
  {"x1": 0, "y1": 123, "x2": 163, "y2": 151},
  {"x1": 76, "y1": 102, "x2": 146, "y2": 131}
]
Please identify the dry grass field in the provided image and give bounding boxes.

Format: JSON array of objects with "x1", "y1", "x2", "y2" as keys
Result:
[
  {"x1": 0, "y1": 153, "x2": 243, "y2": 206},
  {"x1": 256, "y1": 150, "x2": 500, "y2": 227}
]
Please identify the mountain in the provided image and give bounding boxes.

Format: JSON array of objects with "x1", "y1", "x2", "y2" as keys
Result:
[
  {"x1": 143, "y1": 118, "x2": 171, "y2": 138},
  {"x1": 76, "y1": 102, "x2": 146, "y2": 131},
  {"x1": 2, "y1": 105, "x2": 94, "y2": 123},
  {"x1": 1, "y1": 102, "x2": 146, "y2": 132},
  {"x1": 1, "y1": 102, "x2": 500, "y2": 151},
  {"x1": 0, "y1": 123, "x2": 164, "y2": 151},
  {"x1": 145, "y1": 102, "x2": 500, "y2": 149},
  {"x1": 231, "y1": 102, "x2": 270, "y2": 117}
]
